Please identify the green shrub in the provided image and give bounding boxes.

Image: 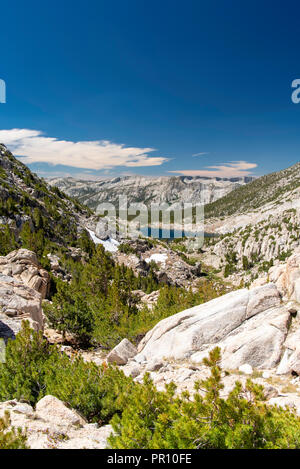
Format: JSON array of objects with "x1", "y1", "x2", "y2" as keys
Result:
[
  {"x1": 109, "y1": 348, "x2": 300, "y2": 449},
  {"x1": 0, "y1": 322, "x2": 133, "y2": 424},
  {"x1": 45, "y1": 248, "x2": 228, "y2": 348},
  {"x1": 0, "y1": 412, "x2": 28, "y2": 449}
]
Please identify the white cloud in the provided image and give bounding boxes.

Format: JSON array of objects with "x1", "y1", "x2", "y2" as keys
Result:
[
  {"x1": 192, "y1": 152, "x2": 209, "y2": 157},
  {"x1": 0, "y1": 129, "x2": 169, "y2": 170},
  {"x1": 169, "y1": 161, "x2": 257, "y2": 178}
]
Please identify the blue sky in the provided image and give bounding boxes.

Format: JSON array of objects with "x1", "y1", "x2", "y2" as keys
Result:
[{"x1": 0, "y1": 0, "x2": 300, "y2": 179}]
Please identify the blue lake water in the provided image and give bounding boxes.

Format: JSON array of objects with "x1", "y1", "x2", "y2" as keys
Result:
[{"x1": 139, "y1": 227, "x2": 217, "y2": 239}]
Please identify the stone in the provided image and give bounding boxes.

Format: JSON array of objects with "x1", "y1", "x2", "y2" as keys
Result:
[
  {"x1": 56, "y1": 424, "x2": 113, "y2": 449},
  {"x1": 214, "y1": 306, "x2": 289, "y2": 370},
  {"x1": 134, "y1": 354, "x2": 146, "y2": 364},
  {"x1": 0, "y1": 249, "x2": 50, "y2": 341},
  {"x1": 0, "y1": 274, "x2": 44, "y2": 335},
  {"x1": 268, "y1": 396, "x2": 300, "y2": 416},
  {"x1": 35, "y1": 395, "x2": 86, "y2": 427},
  {"x1": 263, "y1": 385, "x2": 279, "y2": 399},
  {"x1": 239, "y1": 364, "x2": 253, "y2": 375},
  {"x1": 0, "y1": 398, "x2": 113, "y2": 449},
  {"x1": 12, "y1": 403, "x2": 34, "y2": 417},
  {"x1": 47, "y1": 254, "x2": 61, "y2": 272},
  {"x1": 0, "y1": 249, "x2": 50, "y2": 299},
  {"x1": 122, "y1": 362, "x2": 141, "y2": 378},
  {"x1": 177, "y1": 369, "x2": 194, "y2": 383},
  {"x1": 106, "y1": 339, "x2": 137, "y2": 365},
  {"x1": 145, "y1": 358, "x2": 164, "y2": 372},
  {"x1": 276, "y1": 349, "x2": 293, "y2": 375},
  {"x1": 286, "y1": 350, "x2": 300, "y2": 376}
]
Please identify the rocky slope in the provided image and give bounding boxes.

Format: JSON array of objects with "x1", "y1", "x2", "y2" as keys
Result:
[
  {"x1": 0, "y1": 249, "x2": 49, "y2": 340},
  {"x1": 0, "y1": 143, "x2": 93, "y2": 252},
  {"x1": 4, "y1": 250, "x2": 300, "y2": 448},
  {"x1": 48, "y1": 175, "x2": 254, "y2": 210},
  {"x1": 114, "y1": 238, "x2": 201, "y2": 287},
  {"x1": 0, "y1": 144, "x2": 207, "y2": 289},
  {"x1": 100, "y1": 249, "x2": 300, "y2": 418},
  {"x1": 200, "y1": 162, "x2": 300, "y2": 282},
  {"x1": 205, "y1": 161, "x2": 300, "y2": 220},
  {"x1": 136, "y1": 248, "x2": 300, "y2": 376}
]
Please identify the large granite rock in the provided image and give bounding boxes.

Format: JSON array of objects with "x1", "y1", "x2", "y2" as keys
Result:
[
  {"x1": 0, "y1": 249, "x2": 50, "y2": 339},
  {"x1": 0, "y1": 249, "x2": 49, "y2": 299},
  {"x1": 258, "y1": 248, "x2": 300, "y2": 303},
  {"x1": 135, "y1": 283, "x2": 286, "y2": 369},
  {"x1": 0, "y1": 274, "x2": 44, "y2": 333},
  {"x1": 248, "y1": 250, "x2": 300, "y2": 375},
  {"x1": 191, "y1": 305, "x2": 289, "y2": 370},
  {"x1": 36, "y1": 395, "x2": 86, "y2": 427}
]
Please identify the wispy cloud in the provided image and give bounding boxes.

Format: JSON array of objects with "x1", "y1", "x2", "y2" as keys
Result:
[
  {"x1": 192, "y1": 152, "x2": 209, "y2": 157},
  {"x1": 0, "y1": 129, "x2": 169, "y2": 170},
  {"x1": 169, "y1": 161, "x2": 257, "y2": 178}
]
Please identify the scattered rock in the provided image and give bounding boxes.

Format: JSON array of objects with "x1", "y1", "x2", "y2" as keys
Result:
[
  {"x1": 36, "y1": 395, "x2": 86, "y2": 427},
  {"x1": 268, "y1": 396, "x2": 300, "y2": 415},
  {"x1": 122, "y1": 362, "x2": 141, "y2": 378},
  {"x1": 115, "y1": 241, "x2": 201, "y2": 288},
  {"x1": 177, "y1": 368, "x2": 194, "y2": 383},
  {"x1": 0, "y1": 398, "x2": 112, "y2": 449},
  {"x1": 12, "y1": 403, "x2": 35, "y2": 417},
  {"x1": 133, "y1": 290, "x2": 160, "y2": 310},
  {"x1": 145, "y1": 358, "x2": 165, "y2": 372},
  {"x1": 106, "y1": 338, "x2": 137, "y2": 365},
  {"x1": 263, "y1": 385, "x2": 279, "y2": 399}
]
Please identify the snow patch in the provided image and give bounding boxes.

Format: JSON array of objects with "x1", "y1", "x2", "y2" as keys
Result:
[
  {"x1": 145, "y1": 253, "x2": 168, "y2": 265},
  {"x1": 86, "y1": 229, "x2": 119, "y2": 253}
]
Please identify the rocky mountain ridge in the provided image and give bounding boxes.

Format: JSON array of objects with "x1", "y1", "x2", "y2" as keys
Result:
[{"x1": 48, "y1": 174, "x2": 254, "y2": 210}]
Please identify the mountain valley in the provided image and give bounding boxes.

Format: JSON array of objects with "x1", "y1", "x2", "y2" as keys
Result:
[{"x1": 1, "y1": 146, "x2": 300, "y2": 449}]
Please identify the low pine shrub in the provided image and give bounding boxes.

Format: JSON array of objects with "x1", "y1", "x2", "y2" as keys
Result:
[
  {"x1": 0, "y1": 412, "x2": 28, "y2": 449},
  {"x1": 109, "y1": 348, "x2": 300, "y2": 449},
  {"x1": 0, "y1": 322, "x2": 133, "y2": 424}
]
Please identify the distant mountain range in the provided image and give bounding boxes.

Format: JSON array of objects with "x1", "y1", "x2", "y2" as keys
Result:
[{"x1": 47, "y1": 175, "x2": 255, "y2": 210}]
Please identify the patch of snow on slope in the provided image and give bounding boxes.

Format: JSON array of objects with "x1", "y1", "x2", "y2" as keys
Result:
[
  {"x1": 86, "y1": 229, "x2": 119, "y2": 253},
  {"x1": 145, "y1": 253, "x2": 168, "y2": 265}
]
